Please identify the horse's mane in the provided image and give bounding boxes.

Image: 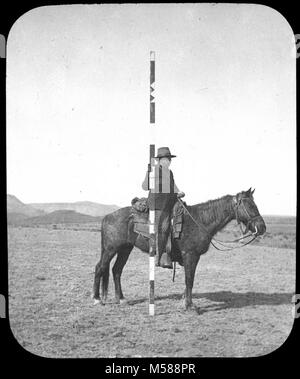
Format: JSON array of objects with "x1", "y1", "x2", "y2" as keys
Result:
[{"x1": 188, "y1": 195, "x2": 233, "y2": 225}]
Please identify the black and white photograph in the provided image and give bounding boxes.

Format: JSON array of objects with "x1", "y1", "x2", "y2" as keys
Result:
[{"x1": 6, "y1": 3, "x2": 296, "y2": 358}]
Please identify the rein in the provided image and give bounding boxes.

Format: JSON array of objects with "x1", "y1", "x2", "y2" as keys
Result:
[{"x1": 177, "y1": 197, "x2": 258, "y2": 252}]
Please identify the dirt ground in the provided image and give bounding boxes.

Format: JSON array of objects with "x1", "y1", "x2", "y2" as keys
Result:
[{"x1": 8, "y1": 225, "x2": 295, "y2": 358}]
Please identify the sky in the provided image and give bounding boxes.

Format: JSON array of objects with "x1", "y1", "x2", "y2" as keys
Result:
[{"x1": 7, "y1": 4, "x2": 296, "y2": 215}]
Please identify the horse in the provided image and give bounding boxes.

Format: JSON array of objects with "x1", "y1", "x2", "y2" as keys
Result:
[{"x1": 92, "y1": 188, "x2": 266, "y2": 310}]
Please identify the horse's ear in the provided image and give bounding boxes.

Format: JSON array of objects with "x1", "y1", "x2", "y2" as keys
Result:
[
  {"x1": 251, "y1": 188, "x2": 255, "y2": 195},
  {"x1": 246, "y1": 187, "x2": 252, "y2": 195}
]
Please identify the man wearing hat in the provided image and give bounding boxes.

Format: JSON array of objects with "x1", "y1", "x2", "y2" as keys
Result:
[{"x1": 142, "y1": 147, "x2": 185, "y2": 269}]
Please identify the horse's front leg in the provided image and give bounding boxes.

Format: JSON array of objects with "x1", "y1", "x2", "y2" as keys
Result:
[{"x1": 183, "y1": 252, "x2": 200, "y2": 310}]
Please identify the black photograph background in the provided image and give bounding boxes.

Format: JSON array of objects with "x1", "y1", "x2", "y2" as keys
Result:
[{"x1": 1, "y1": 1, "x2": 298, "y2": 373}]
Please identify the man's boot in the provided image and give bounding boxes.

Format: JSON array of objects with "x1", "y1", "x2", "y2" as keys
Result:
[
  {"x1": 160, "y1": 234, "x2": 173, "y2": 269},
  {"x1": 160, "y1": 252, "x2": 173, "y2": 269}
]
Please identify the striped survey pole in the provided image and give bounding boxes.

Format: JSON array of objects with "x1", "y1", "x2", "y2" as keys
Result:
[{"x1": 149, "y1": 51, "x2": 156, "y2": 316}]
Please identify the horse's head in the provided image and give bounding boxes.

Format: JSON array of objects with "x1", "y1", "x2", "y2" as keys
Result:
[{"x1": 233, "y1": 188, "x2": 266, "y2": 236}]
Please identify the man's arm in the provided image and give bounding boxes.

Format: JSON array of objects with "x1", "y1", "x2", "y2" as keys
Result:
[
  {"x1": 171, "y1": 170, "x2": 184, "y2": 197},
  {"x1": 173, "y1": 180, "x2": 180, "y2": 193},
  {"x1": 170, "y1": 170, "x2": 180, "y2": 193},
  {"x1": 142, "y1": 171, "x2": 149, "y2": 191}
]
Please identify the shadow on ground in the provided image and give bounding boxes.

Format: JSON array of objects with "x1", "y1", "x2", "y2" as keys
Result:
[{"x1": 126, "y1": 291, "x2": 293, "y2": 315}]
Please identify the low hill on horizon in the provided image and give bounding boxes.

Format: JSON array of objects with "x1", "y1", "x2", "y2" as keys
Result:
[
  {"x1": 7, "y1": 194, "x2": 46, "y2": 217},
  {"x1": 29, "y1": 200, "x2": 119, "y2": 217},
  {"x1": 15, "y1": 210, "x2": 103, "y2": 226},
  {"x1": 7, "y1": 212, "x2": 31, "y2": 225},
  {"x1": 7, "y1": 194, "x2": 120, "y2": 225}
]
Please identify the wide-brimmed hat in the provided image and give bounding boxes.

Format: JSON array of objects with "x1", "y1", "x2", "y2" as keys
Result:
[{"x1": 155, "y1": 147, "x2": 176, "y2": 159}]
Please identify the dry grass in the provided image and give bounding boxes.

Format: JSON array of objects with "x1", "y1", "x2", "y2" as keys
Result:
[{"x1": 8, "y1": 217, "x2": 295, "y2": 358}]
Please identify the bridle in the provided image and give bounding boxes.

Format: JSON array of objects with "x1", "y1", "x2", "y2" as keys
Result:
[
  {"x1": 177, "y1": 195, "x2": 260, "y2": 252},
  {"x1": 233, "y1": 196, "x2": 262, "y2": 236}
]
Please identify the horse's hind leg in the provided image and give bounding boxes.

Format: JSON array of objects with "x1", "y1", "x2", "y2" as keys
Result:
[
  {"x1": 101, "y1": 265, "x2": 110, "y2": 302},
  {"x1": 93, "y1": 261, "x2": 102, "y2": 301},
  {"x1": 93, "y1": 248, "x2": 116, "y2": 303},
  {"x1": 112, "y1": 244, "x2": 133, "y2": 304}
]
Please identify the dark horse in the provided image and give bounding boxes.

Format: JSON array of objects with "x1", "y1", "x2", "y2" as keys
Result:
[{"x1": 93, "y1": 188, "x2": 266, "y2": 310}]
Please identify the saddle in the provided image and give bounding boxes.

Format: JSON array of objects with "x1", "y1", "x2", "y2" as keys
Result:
[{"x1": 129, "y1": 196, "x2": 186, "y2": 240}]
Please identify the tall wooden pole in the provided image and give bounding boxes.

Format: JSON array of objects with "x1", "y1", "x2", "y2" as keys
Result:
[{"x1": 149, "y1": 51, "x2": 156, "y2": 316}]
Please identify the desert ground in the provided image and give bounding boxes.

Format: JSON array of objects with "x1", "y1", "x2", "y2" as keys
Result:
[{"x1": 8, "y1": 216, "x2": 295, "y2": 357}]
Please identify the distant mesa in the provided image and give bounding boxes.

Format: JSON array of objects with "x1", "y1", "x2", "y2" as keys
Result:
[
  {"x1": 28, "y1": 200, "x2": 119, "y2": 217},
  {"x1": 20, "y1": 210, "x2": 103, "y2": 225},
  {"x1": 7, "y1": 194, "x2": 120, "y2": 226}
]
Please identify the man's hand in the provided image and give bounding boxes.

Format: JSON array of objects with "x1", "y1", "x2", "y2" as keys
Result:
[{"x1": 177, "y1": 191, "x2": 185, "y2": 198}]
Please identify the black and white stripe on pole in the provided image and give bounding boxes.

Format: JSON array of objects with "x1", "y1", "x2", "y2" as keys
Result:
[
  {"x1": 149, "y1": 51, "x2": 156, "y2": 316},
  {"x1": 150, "y1": 52, "x2": 155, "y2": 124}
]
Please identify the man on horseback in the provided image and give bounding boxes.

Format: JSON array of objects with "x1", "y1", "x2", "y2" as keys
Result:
[{"x1": 142, "y1": 147, "x2": 185, "y2": 269}]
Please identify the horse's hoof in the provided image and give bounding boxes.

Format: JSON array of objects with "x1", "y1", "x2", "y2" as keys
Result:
[
  {"x1": 185, "y1": 304, "x2": 197, "y2": 312},
  {"x1": 185, "y1": 307, "x2": 195, "y2": 313},
  {"x1": 114, "y1": 298, "x2": 127, "y2": 305},
  {"x1": 93, "y1": 298, "x2": 102, "y2": 306}
]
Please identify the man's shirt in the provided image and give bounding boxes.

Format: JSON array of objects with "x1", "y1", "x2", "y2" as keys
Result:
[
  {"x1": 142, "y1": 165, "x2": 180, "y2": 210},
  {"x1": 142, "y1": 165, "x2": 180, "y2": 193}
]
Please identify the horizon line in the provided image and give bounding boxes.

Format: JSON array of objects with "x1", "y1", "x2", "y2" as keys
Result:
[{"x1": 7, "y1": 193, "x2": 296, "y2": 218}]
